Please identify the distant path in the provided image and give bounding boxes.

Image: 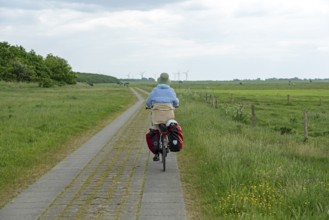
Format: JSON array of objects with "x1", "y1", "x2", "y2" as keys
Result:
[{"x1": 0, "y1": 88, "x2": 187, "y2": 220}]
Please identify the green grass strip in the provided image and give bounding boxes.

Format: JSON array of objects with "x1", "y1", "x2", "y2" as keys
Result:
[
  {"x1": 176, "y1": 87, "x2": 329, "y2": 219},
  {"x1": 0, "y1": 83, "x2": 135, "y2": 207}
]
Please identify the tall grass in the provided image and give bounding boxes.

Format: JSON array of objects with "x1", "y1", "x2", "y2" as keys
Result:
[
  {"x1": 176, "y1": 88, "x2": 329, "y2": 219},
  {"x1": 0, "y1": 82, "x2": 135, "y2": 207}
]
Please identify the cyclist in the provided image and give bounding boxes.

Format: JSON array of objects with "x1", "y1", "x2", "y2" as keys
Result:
[{"x1": 146, "y1": 72, "x2": 179, "y2": 161}]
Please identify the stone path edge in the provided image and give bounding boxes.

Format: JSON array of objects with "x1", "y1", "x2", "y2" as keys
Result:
[{"x1": 0, "y1": 88, "x2": 144, "y2": 220}]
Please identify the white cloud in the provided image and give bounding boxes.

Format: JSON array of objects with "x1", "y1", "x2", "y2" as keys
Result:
[
  {"x1": 0, "y1": 0, "x2": 328, "y2": 80},
  {"x1": 317, "y1": 46, "x2": 329, "y2": 52}
]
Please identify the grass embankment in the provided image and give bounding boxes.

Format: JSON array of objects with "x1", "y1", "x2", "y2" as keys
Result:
[
  {"x1": 176, "y1": 83, "x2": 329, "y2": 219},
  {"x1": 0, "y1": 82, "x2": 136, "y2": 207}
]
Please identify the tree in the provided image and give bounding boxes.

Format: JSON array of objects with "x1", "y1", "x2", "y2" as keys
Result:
[
  {"x1": 27, "y1": 50, "x2": 49, "y2": 81},
  {"x1": 44, "y1": 54, "x2": 76, "y2": 85},
  {"x1": 0, "y1": 42, "x2": 42, "y2": 82},
  {"x1": 0, "y1": 42, "x2": 13, "y2": 80},
  {"x1": 0, "y1": 42, "x2": 91, "y2": 87},
  {"x1": 10, "y1": 58, "x2": 34, "y2": 82}
]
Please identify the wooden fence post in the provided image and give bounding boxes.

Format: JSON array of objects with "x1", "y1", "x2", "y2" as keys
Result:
[
  {"x1": 287, "y1": 95, "x2": 291, "y2": 105},
  {"x1": 304, "y1": 110, "x2": 308, "y2": 142},
  {"x1": 251, "y1": 104, "x2": 256, "y2": 127}
]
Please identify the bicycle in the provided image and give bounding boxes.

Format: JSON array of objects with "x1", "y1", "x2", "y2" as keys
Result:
[
  {"x1": 158, "y1": 123, "x2": 169, "y2": 171},
  {"x1": 146, "y1": 106, "x2": 174, "y2": 172}
]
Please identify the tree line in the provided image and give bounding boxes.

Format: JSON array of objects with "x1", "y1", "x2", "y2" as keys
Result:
[
  {"x1": 0, "y1": 41, "x2": 77, "y2": 87},
  {"x1": 76, "y1": 72, "x2": 120, "y2": 85}
]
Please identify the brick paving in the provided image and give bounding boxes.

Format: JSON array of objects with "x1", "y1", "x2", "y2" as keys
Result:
[{"x1": 0, "y1": 88, "x2": 187, "y2": 220}]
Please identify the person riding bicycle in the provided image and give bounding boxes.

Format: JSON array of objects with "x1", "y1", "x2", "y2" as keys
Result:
[{"x1": 146, "y1": 72, "x2": 179, "y2": 161}]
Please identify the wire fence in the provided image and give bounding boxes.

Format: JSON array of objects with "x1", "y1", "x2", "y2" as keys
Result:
[{"x1": 179, "y1": 89, "x2": 328, "y2": 142}]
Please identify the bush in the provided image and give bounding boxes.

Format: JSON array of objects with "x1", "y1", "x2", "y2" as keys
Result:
[{"x1": 38, "y1": 77, "x2": 54, "y2": 88}]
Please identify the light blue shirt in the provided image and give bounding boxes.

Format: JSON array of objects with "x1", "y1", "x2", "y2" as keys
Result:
[{"x1": 146, "y1": 84, "x2": 179, "y2": 108}]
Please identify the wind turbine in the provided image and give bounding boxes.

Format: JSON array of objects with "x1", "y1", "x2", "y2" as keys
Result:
[
  {"x1": 183, "y1": 70, "x2": 189, "y2": 81},
  {"x1": 138, "y1": 71, "x2": 145, "y2": 79},
  {"x1": 176, "y1": 72, "x2": 181, "y2": 81}
]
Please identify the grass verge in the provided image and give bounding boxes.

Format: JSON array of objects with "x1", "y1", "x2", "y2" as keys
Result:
[
  {"x1": 176, "y1": 93, "x2": 329, "y2": 219},
  {"x1": 0, "y1": 82, "x2": 136, "y2": 207}
]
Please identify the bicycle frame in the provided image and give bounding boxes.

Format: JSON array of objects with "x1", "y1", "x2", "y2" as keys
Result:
[{"x1": 159, "y1": 123, "x2": 169, "y2": 172}]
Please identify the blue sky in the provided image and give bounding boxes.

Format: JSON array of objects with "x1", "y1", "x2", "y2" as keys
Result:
[{"x1": 1, "y1": 0, "x2": 328, "y2": 80}]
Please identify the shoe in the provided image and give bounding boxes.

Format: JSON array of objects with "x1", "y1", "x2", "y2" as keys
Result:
[{"x1": 153, "y1": 154, "x2": 159, "y2": 161}]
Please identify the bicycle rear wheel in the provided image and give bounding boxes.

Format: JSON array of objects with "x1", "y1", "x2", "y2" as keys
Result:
[{"x1": 162, "y1": 142, "x2": 167, "y2": 172}]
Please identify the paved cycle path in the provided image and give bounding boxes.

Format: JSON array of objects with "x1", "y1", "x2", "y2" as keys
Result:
[{"x1": 0, "y1": 88, "x2": 187, "y2": 220}]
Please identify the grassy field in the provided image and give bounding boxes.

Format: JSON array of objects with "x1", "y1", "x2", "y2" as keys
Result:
[
  {"x1": 177, "y1": 81, "x2": 329, "y2": 140},
  {"x1": 1, "y1": 80, "x2": 328, "y2": 219},
  {"x1": 0, "y1": 82, "x2": 136, "y2": 207},
  {"x1": 174, "y1": 81, "x2": 329, "y2": 219}
]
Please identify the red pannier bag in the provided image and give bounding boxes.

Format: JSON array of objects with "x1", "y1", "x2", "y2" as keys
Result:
[
  {"x1": 145, "y1": 129, "x2": 159, "y2": 154},
  {"x1": 166, "y1": 120, "x2": 183, "y2": 152}
]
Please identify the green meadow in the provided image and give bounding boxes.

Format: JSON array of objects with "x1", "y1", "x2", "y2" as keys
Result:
[
  {"x1": 1, "y1": 80, "x2": 329, "y2": 219},
  {"x1": 0, "y1": 82, "x2": 136, "y2": 207},
  {"x1": 174, "y1": 81, "x2": 329, "y2": 219}
]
